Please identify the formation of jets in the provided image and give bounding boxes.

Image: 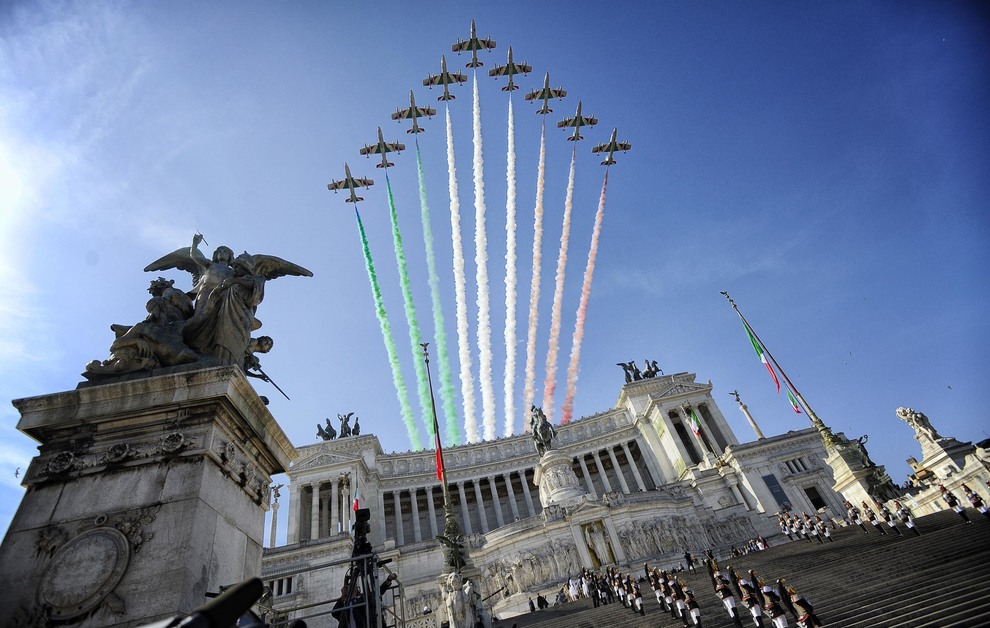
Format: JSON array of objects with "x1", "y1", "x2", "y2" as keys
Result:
[
  {"x1": 489, "y1": 46, "x2": 532, "y2": 92},
  {"x1": 451, "y1": 19, "x2": 496, "y2": 68},
  {"x1": 360, "y1": 127, "x2": 406, "y2": 169},
  {"x1": 557, "y1": 100, "x2": 598, "y2": 142},
  {"x1": 391, "y1": 91, "x2": 436, "y2": 134},
  {"x1": 329, "y1": 20, "x2": 631, "y2": 205},
  {"x1": 592, "y1": 128, "x2": 632, "y2": 165},
  {"x1": 524, "y1": 73, "x2": 567, "y2": 115},
  {"x1": 423, "y1": 55, "x2": 467, "y2": 101},
  {"x1": 327, "y1": 163, "x2": 374, "y2": 203}
]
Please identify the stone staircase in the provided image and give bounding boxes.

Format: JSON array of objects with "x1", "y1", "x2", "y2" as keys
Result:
[{"x1": 495, "y1": 509, "x2": 990, "y2": 627}]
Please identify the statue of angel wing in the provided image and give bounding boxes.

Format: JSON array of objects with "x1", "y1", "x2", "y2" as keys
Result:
[{"x1": 252, "y1": 254, "x2": 313, "y2": 280}]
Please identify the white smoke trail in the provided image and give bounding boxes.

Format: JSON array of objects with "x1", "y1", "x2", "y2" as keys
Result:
[
  {"x1": 446, "y1": 106, "x2": 478, "y2": 443},
  {"x1": 522, "y1": 122, "x2": 547, "y2": 431},
  {"x1": 472, "y1": 74, "x2": 497, "y2": 442},
  {"x1": 562, "y1": 171, "x2": 609, "y2": 424},
  {"x1": 542, "y1": 147, "x2": 577, "y2": 422},
  {"x1": 502, "y1": 97, "x2": 518, "y2": 437}
]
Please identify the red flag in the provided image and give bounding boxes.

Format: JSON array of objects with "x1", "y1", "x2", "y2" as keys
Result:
[
  {"x1": 434, "y1": 424, "x2": 446, "y2": 482},
  {"x1": 352, "y1": 476, "x2": 360, "y2": 511}
]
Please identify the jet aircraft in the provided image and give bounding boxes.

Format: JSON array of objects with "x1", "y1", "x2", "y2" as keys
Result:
[
  {"x1": 451, "y1": 19, "x2": 496, "y2": 68},
  {"x1": 391, "y1": 91, "x2": 437, "y2": 134},
  {"x1": 591, "y1": 128, "x2": 632, "y2": 165},
  {"x1": 327, "y1": 163, "x2": 374, "y2": 203},
  {"x1": 557, "y1": 101, "x2": 598, "y2": 141},
  {"x1": 524, "y1": 73, "x2": 567, "y2": 114},
  {"x1": 423, "y1": 55, "x2": 467, "y2": 101},
  {"x1": 360, "y1": 127, "x2": 406, "y2": 169},
  {"x1": 489, "y1": 46, "x2": 532, "y2": 92}
]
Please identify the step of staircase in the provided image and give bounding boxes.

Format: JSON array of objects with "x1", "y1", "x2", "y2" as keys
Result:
[{"x1": 494, "y1": 509, "x2": 990, "y2": 628}]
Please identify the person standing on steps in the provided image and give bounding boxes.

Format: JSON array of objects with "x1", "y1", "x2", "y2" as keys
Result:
[
  {"x1": 862, "y1": 502, "x2": 888, "y2": 535},
  {"x1": 846, "y1": 500, "x2": 869, "y2": 533},
  {"x1": 895, "y1": 499, "x2": 922, "y2": 536},
  {"x1": 941, "y1": 485, "x2": 972, "y2": 523}
]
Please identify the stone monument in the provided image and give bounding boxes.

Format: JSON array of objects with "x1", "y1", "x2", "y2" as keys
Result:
[
  {"x1": 0, "y1": 234, "x2": 307, "y2": 626},
  {"x1": 530, "y1": 406, "x2": 586, "y2": 507}
]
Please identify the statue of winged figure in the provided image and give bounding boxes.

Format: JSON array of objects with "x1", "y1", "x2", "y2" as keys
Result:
[{"x1": 143, "y1": 233, "x2": 312, "y2": 366}]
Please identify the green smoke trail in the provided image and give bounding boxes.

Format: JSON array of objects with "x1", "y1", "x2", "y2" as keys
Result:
[
  {"x1": 415, "y1": 141, "x2": 462, "y2": 444},
  {"x1": 354, "y1": 207, "x2": 422, "y2": 450},
  {"x1": 384, "y1": 170, "x2": 434, "y2": 441}
]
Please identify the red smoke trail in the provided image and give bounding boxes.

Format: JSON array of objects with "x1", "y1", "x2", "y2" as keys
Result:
[{"x1": 561, "y1": 171, "x2": 609, "y2": 424}]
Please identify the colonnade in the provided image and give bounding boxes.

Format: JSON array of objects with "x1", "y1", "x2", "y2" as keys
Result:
[{"x1": 296, "y1": 476, "x2": 352, "y2": 542}]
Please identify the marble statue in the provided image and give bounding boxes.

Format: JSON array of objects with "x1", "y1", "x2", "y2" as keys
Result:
[
  {"x1": 317, "y1": 418, "x2": 337, "y2": 441},
  {"x1": 441, "y1": 572, "x2": 476, "y2": 628},
  {"x1": 87, "y1": 234, "x2": 311, "y2": 379},
  {"x1": 530, "y1": 405, "x2": 556, "y2": 456},
  {"x1": 896, "y1": 407, "x2": 941, "y2": 442},
  {"x1": 85, "y1": 278, "x2": 199, "y2": 376},
  {"x1": 338, "y1": 412, "x2": 354, "y2": 438}
]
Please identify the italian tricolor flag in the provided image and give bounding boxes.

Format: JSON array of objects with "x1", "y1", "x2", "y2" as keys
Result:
[
  {"x1": 787, "y1": 388, "x2": 802, "y2": 414},
  {"x1": 689, "y1": 409, "x2": 702, "y2": 437},
  {"x1": 741, "y1": 317, "x2": 780, "y2": 393}
]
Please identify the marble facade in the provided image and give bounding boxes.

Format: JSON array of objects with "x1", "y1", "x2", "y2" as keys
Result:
[{"x1": 261, "y1": 372, "x2": 843, "y2": 626}]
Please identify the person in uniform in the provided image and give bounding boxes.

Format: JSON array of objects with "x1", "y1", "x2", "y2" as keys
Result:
[
  {"x1": 683, "y1": 584, "x2": 703, "y2": 627},
  {"x1": 846, "y1": 501, "x2": 869, "y2": 533},
  {"x1": 760, "y1": 579, "x2": 789, "y2": 628},
  {"x1": 894, "y1": 499, "x2": 922, "y2": 536},
  {"x1": 862, "y1": 502, "x2": 888, "y2": 535},
  {"x1": 964, "y1": 484, "x2": 990, "y2": 520},
  {"x1": 941, "y1": 485, "x2": 972, "y2": 523},
  {"x1": 877, "y1": 502, "x2": 902, "y2": 535}
]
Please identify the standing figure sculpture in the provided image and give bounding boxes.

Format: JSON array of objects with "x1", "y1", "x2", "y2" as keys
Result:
[
  {"x1": 896, "y1": 407, "x2": 941, "y2": 442},
  {"x1": 338, "y1": 412, "x2": 354, "y2": 438},
  {"x1": 531, "y1": 405, "x2": 557, "y2": 456}
]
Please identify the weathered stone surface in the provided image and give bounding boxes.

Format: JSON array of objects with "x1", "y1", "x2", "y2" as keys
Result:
[{"x1": 0, "y1": 366, "x2": 294, "y2": 627}]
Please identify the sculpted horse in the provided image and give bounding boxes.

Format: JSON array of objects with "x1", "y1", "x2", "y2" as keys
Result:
[{"x1": 530, "y1": 405, "x2": 557, "y2": 456}]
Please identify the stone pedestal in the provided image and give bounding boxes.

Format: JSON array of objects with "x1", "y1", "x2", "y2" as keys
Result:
[
  {"x1": 0, "y1": 366, "x2": 293, "y2": 627},
  {"x1": 533, "y1": 451, "x2": 586, "y2": 508},
  {"x1": 826, "y1": 445, "x2": 882, "y2": 507},
  {"x1": 917, "y1": 437, "x2": 975, "y2": 482}
]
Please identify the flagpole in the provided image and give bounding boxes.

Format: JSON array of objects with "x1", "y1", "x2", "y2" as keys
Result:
[{"x1": 721, "y1": 291, "x2": 839, "y2": 449}]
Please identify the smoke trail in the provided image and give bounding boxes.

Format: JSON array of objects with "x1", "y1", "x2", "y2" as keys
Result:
[
  {"x1": 415, "y1": 140, "x2": 461, "y2": 444},
  {"x1": 542, "y1": 147, "x2": 578, "y2": 422},
  {"x1": 502, "y1": 97, "x2": 518, "y2": 437},
  {"x1": 522, "y1": 121, "x2": 548, "y2": 430},
  {"x1": 354, "y1": 207, "x2": 421, "y2": 449},
  {"x1": 446, "y1": 106, "x2": 479, "y2": 443},
  {"x1": 384, "y1": 170, "x2": 433, "y2": 438},
  {"x1": 472, "y1": 74, "x2": 497, "y2": 442},
  {"x1": 561, "y1": 171, "x2": 609, "y2": 424}
]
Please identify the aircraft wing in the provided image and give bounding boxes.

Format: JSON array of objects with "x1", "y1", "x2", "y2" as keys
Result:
[
  {"x1": 523, "y1": 90, "x2": 541, "y2": 102},
  {"x1": 359, "y1": 145, "x2": 380, "y2": 156},
  {"x1": 423, "y1": 74, "x2": 442, "y2": 87},
  {"x1": 353, "y1": 177, "x2": 374, "y2": 188}
]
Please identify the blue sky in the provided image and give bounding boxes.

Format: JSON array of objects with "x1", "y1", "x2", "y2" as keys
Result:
[{"x1": 1, "y1": 1, "x2": 987, "y2": 542}]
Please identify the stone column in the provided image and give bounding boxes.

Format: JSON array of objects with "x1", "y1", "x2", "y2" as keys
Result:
[
  {"x1": 503, "y1": 473, "x2": 520, "y2": 521},
  {"x1": 488, "y1": 476, "x2": 505, "y2": 528},
  {"x1": 392, "y1": 491, "x2": 405, "y2": 546},
  {"x1": 0, "y1": 366, "x2": 293, "y2": 627},
  {"x1": 309, "y1": 483, "x2": 321, "y2": 541},
  {"x1": 606, "y1": 447, "x2": 630, "y2": 493},
  {"x1": 592, "y1": 451, "x2": 613, "y2": 492},
  {"x1": 269, "y1": 497, "x2": 280, "y2": 549},
  {"x1": 473, "y1": 481, "x2": 490, "y2": 533},
  {"x1": 330, "y1": 478, "x2": 338, "y2": 534},
  {"x1": 410, "y1": 488, "x2": 422, "y2": 543},
  {"x1": 287, "y1": 483, "x2": 300, "y2": 544},
  {"x1": 457, "y1": 483, "x2": 473, "y2": 534},
  {"x1": 620, "y1": 442, "x2": 647, "y2": 491},
  {"x1": 520, "y1": 471, "x2": 537, "y2": 516},
  {"x1": 321, "y1": 486, "x2": 330, "y2": 538},
  {"x1": 377, "y1": 490, "x2": 387, "y2": 542},
  {"x1": 577, "y1": 455, "x2": 597, "y2": 497},
  {"x1": 426, "y1": 486, "x2": 438, "y2": 537}
]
